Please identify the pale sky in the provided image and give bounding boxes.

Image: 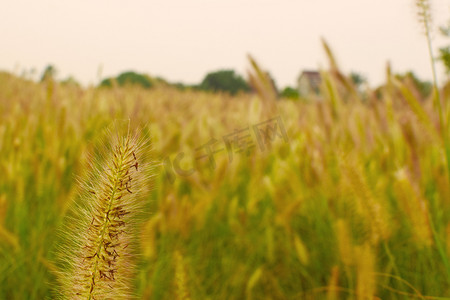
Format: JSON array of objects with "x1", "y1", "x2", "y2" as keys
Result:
[{"x1": 1, "y1": 0, "x2": 449, "y2": 88}]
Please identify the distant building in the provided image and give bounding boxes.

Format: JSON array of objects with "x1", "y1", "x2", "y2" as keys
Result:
[{"x1": 297, "y1": 70, "x2": 321, "y2": 96}]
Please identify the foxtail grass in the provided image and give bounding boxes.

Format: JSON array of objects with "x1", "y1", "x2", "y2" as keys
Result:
[
  {"x1": 412, "y1": 0, "x2": 450, "y2": 282},
  {"x1": 355, "y1": 243, "x2": 376, "y2": 300},
  {"x1": 174, "y1": 250, "x2": 191, "y2": 300},
  {"x1": 414, "y1": 0, "x2": 450, "y2": 181},
  {"x1": 247, "y1": 54, "x2": 278, "y2": 116},
  {"x1": 56, "y1": 122, "x2": 153, "y2": 299}
]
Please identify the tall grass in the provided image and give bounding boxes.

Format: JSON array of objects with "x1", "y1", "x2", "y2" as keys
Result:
[
  {"x1": 56, "y1": 122, "x2": 152, "y2": 299},
  {"x1": 0, "y1": 36, "x2": 449, "y2": 299},
  {"x1": 414, "y1": 0, "x2": 449, "y2": 182}
]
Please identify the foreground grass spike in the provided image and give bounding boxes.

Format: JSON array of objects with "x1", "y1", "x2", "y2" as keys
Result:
[{"x1": 59, "y1": 123, "x2": 151, "y2": 299}]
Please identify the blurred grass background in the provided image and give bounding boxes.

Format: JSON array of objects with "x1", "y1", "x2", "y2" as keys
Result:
[{"x1": 0, "y1": 52, "x2": 450, "y2": 300}]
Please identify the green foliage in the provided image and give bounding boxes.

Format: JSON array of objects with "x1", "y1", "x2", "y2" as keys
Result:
[
  {"x1": 440, "y1": 22, "x2": 450, "y2": 74},
  {"x1": 280, "y1": 86, "x2": 299, "y2": 99},
  {"x1": 440, "y1": 47, "x2": 450, "y2": 75},
  {"x1": 40, "y1": 64, "x2": 56, "y2": 82},
  {"x1": 349, "y1": 71, "x2": 366, "y2": 88},
  {"x1": 100, "y1": 71, "x2": 153, "y2": 89},
  {"x1": 199, "y1": 69, "x2": 250, "y2": 95},
  {"x1": 395, "y1": 71, "x2": 432, "y2": 99}
]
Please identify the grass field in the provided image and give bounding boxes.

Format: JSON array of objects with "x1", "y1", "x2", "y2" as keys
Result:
[{"x1": 0, "y1": 54, "x2": 450, "y2": 299}]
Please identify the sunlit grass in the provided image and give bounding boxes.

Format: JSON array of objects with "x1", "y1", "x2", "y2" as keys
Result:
[{"x1": 0, "y1": 56, "x2": 449, "y2": 299}]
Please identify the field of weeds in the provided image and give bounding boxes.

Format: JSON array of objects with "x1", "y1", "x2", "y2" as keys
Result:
[{"x1": 0, "y1": 52, "x2": 450, "y2": 299}]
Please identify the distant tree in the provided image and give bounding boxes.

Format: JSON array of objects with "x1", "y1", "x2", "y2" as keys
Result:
[
  {"x1": 199, "y1": 70, "x2": 250, "y2": 95},
  {"x1": 280, "y1": 86, "x2": 299, "y2": 100},
  {"x1": 100, "y1": 71, "x2": 152, "y2": 89},
  {"x1": 99, "y1": 77, "x2": 113, "y2": 87},
  {"x1": 40, "y1": 64, "x2": 57, "y2": 82},
  {"x1": 439, "y1": 22, "x2": 450, "y2": 74},
  {"x1": 440, "y1": 47, "x2": 450, "y2": 74},
  {"x1": 349, "y1": 72, "x2": 366, "y2": 88}
]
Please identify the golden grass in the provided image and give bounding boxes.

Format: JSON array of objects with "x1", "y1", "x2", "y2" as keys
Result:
[
  {"x1": 56, "y1": 122, "x2": 153, "y2": 299},
  {"x1": 0, "y1": 46, "x2": 449, "y2": 299}
]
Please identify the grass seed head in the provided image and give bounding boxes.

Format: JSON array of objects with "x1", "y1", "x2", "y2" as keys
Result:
[{"x1": 57, "y1": 121, "x2": 153, "y2": 299}]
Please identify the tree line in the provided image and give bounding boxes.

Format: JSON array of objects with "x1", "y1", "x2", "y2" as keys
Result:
[{"x1": 39, "y1": 64, "x2": 437, "y2": 101}]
